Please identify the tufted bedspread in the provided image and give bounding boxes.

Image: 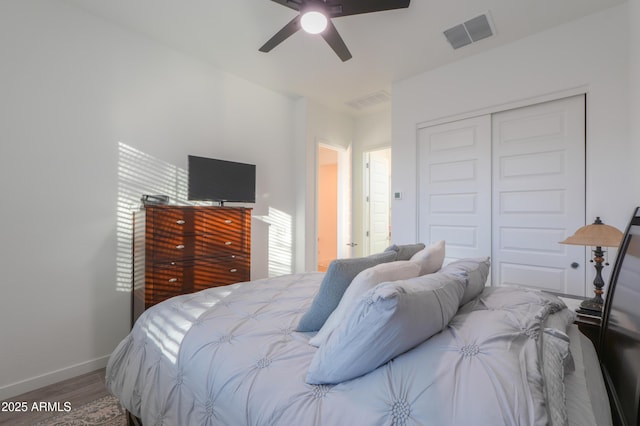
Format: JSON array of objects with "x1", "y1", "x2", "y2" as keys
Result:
[{"x1": 106, "y1": 272, "x2": 572, "y2": 426}]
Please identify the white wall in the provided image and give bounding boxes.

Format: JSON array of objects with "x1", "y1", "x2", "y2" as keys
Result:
[
  {"x1": 0, "y1": 0, "x2": 297, "y2": 399},
  {"x1": 392, "y1": 4, "x2": 633, "y2": 245},
  {"x1": 352, "y1": 108, "x2": 392, "y2": 257},
  {"x1": 294, "y1": 100, "x2": 355, "y2": 271}
]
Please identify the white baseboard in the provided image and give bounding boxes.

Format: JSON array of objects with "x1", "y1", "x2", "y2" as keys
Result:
[{"x1": 0, "y1": 355, "x2": 110, "y2": 401}]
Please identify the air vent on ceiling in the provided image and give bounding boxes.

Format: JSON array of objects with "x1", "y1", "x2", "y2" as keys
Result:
[
  {"x1": 346, "y1": 90, "x2": 391, "y2": 111},
  {"x1": 443, "y1": 13, "x2": 494, "y2": 50}
]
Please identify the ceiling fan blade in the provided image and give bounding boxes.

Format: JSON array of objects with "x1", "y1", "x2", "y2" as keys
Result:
[
  {"x1": 326, "y1": 0, "x2": 410, "y2": 18},
  {"x1": 268, "y1": 0, "x2": 302, "y2": 12},
  {"x1": 321, "y1": 20, "x2": 352, "y2": 62},
  {"x1": 259, "y1": 15, "x2": 301, "y2": 53}
]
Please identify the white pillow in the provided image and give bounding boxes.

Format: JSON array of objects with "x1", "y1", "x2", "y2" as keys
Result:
[
  {"x1": 305, "y1": 271, "x2": 466, "y2": 385},
  {"x1": 308, "y1": 261, "x2": 421, "y2": 347},
  {"x1": 410, "y1": 240, "x2": 446, "y2": 275}
]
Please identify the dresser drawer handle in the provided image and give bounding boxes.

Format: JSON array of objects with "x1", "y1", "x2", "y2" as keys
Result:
[
  {"x1": 176, "y1": 244, "x2": 185, "y2": 250},
  {"x1": 168, "y1": 278, "x2": 178, "y2": 283},
  {"x1": 176, "y1": 220, "x2": 186, "y2": 225},
  {"x1": 225, "y1": 219, "x2": 233, "y2": 224},
  {"x1": 229, "y1": 269, "x2": 238, "y2": 273},
  {"x1": 224, "y1": 241, "x2": 232, "y2": 246}
]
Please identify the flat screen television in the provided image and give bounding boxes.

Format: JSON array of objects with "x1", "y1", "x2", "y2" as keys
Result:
[{"x1": 188, "y1": 155, "x2": 256, "y2": 204}]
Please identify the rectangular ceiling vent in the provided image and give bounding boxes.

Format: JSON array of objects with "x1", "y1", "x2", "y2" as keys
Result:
[
  {"x1": 444, "y1": 13, "x2": 494, "y2": 50},
  {"x1": 346, "y1": 90, "x2": 391, "y2": 111}
]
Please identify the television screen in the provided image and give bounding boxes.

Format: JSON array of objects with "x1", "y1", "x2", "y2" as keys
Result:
[{"x1": 188, "y1": 155, "x2": 256, "y2": 203}]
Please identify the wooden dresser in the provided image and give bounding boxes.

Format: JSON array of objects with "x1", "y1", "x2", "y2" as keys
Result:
[{"x1": 132, "y1": 205, "x2": 251, "y2": 325}]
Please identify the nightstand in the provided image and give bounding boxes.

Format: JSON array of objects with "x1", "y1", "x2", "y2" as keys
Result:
[{"x1": 554, "y1": 293, "x2": 602, "y2": 352}]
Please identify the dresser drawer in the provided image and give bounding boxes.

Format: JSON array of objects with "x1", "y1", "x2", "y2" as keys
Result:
[
  {"x1": 149, "y1": 208, "x2": 248, "y2": 236},
  {"x1": 201, "y1": 209, "x2": 247, "y2": 232},
  {"x1": 201, "y1": 232, "x2": 248, "y2": 254},
  {"x1": 149, "y1": 234, "x2": 199, "y2": 261},
  {"x1": 149, "y1": 233, "x2": 247, "y2": 261},
  {"x1": 149, "y1": 208, "x2": 204, "y2": 235},
  {"x1": 193, "y1": 256, "x2": 250, "y2": 291},
  {"x1": 148, "y1": 256, "x2": 250, "y2": 301},
  {"x1": 147, "y1": 261, "x2": 188, "y2": 306}
]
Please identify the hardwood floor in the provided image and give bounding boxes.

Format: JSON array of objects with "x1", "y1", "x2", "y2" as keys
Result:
[{"x1": 0, "y1": 369, "x2": 111, "y2": 425}]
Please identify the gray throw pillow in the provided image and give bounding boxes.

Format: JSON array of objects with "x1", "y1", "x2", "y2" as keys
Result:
[
  {"x1": 440, "y1": 257, "x2": 491, "y2": 305},
  {"x1": 384, "y1": 243, "x2": 426, "y2": 260},
  {"x1": 296, "y1": 251, "x2": 397, "y2": 332}
]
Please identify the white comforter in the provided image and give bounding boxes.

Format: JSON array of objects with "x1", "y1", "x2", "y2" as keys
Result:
[{"x1": 106, "y1": 272, "x2": 570, "y2": 425}]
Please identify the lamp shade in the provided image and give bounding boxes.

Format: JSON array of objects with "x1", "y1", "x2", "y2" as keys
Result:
[{"x1": 560, "y1": 217, "x2": 623, "y2": 247}]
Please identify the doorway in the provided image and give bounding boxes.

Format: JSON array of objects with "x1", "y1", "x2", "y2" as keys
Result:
[
  {"x1": 364, "y1": 148, "x2": 392, "y2": 255},
  {"x1": 318, "y1": 145, "x2": 338, "y2": 271},
  {"x1": 317, "y1": 143, "x2": 352, "y2": 271}
]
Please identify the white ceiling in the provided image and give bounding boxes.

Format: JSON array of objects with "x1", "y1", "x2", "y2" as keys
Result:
[{"x1": 63, "y1": 0, "x2": 625, "y2": 116}]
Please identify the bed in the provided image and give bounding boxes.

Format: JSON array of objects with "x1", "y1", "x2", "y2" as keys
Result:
[{"x1": 106, "y1": 209, "x2": 640, "y2": 426}]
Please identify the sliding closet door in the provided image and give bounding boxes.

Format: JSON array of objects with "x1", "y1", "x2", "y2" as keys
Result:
[
  {"x1": 417, "y1": 115, "x2": 492, "y2": 262},
  {"x1": 491, "y1": 95, "x2": 586, "y2": 294}
]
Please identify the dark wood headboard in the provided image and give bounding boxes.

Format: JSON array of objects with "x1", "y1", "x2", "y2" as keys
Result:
[{"x1": 599, "y1": 206, "x2": 640, "y2": 426}]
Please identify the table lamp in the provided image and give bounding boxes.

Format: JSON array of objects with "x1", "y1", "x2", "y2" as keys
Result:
[{"x1": 560, "y1": 217, "x2": 623, "y2": 316}]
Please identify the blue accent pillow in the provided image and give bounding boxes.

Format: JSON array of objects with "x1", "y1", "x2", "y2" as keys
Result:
[{"x1": 296, "y1": 251, "x2": 397, "y2": 332}]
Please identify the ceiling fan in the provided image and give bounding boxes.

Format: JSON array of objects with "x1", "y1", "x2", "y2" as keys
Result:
[{"x1": 259, "y1": 0, "x2": 411, "y2": 62}]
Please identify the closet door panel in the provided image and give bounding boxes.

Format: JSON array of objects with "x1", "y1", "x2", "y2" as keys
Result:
[
  {"x1": 417, "y1": 115, "x2": 492, "y2": 263},
  {"x1": 492, "y1": 95, "x2": 586, "y2": 295}
]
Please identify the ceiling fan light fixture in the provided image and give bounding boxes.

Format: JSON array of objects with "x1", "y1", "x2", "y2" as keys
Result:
[
  {"x1": 300, "y1": 10, "x2": 328, "y2": 34},
  {"x1": 260, "y1": 0, "x2": 410, "y2": 61}
]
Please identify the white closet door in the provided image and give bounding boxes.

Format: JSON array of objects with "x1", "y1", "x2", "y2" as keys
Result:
[
  {"x1": 492, "y1": 95, "x2": 586, "y2": 294},
  {"x1": 417, "y1": 115, "x2": 492, "y2": 263}
]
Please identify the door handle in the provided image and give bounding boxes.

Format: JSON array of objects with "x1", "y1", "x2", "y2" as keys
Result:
[{"x1": 570, "y1": 262, "x2": 579, "y2": 269}]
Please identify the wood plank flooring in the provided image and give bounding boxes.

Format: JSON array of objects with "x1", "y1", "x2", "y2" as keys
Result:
[{"x1": 0, "y1": 369, "x2": 110, "y2": 425}]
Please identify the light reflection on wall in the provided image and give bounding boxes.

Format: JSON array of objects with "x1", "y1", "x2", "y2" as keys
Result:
[
  {"x1": 117, "y1": 142, "x2": 202, "y2": 292},
  {"x1": 263, "y1": 207, "x2": 293, "y2": 277}
]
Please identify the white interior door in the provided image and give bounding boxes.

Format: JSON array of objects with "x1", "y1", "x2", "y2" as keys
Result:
[
  {"x1": 491, "y1": 95, "x2": 586, "y2": 294},
  {"x1": 365, "y1": 149, "x2": 391, "y2": 255},
  {"x1": 417, "y1": 115, "x2": 492, "y2": 263},
  {"x1": 337, "y1": 144, "x2": 353, "y2": 258}
]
